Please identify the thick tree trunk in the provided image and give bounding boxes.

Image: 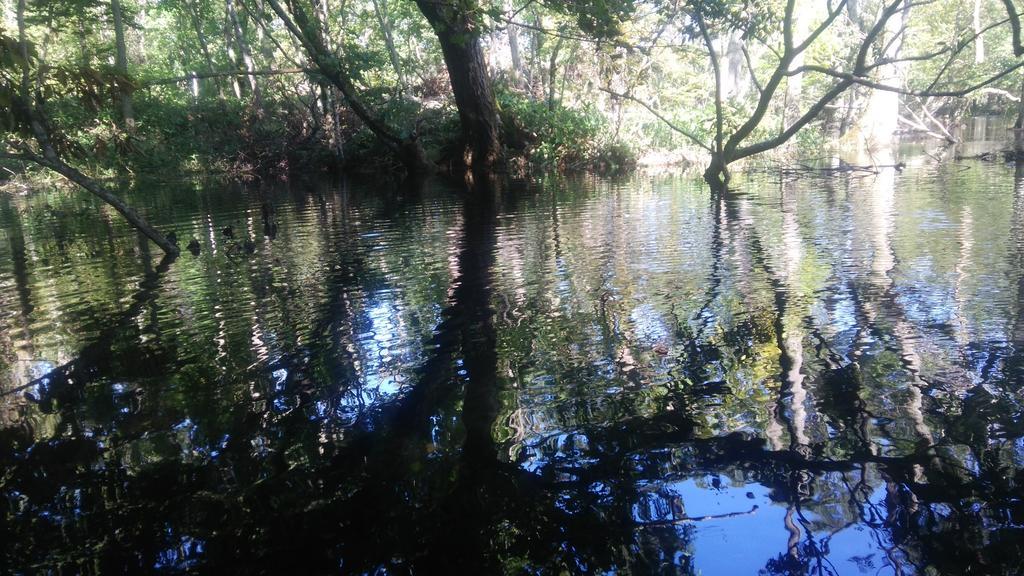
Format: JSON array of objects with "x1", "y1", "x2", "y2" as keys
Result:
[
  {"x1": 703, "y1": 155, "x2": 730, "y2": 192},
  {"x1": 111, "y1": 0, "x2": 135, "y2": 130},
  {"x1": 415, "y1": 0, "x2": 501, "y2": 169}
]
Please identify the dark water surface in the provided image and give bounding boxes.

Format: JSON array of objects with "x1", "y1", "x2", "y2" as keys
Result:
[{"x1": 1, "y1": 161, "x2": 1023, "y2": 574}]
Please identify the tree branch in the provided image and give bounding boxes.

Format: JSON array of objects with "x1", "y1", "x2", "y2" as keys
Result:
[
  {"x1": 599, "y1": 87, "x2": 711, "y2": 152},
  {"x1": 1003, "y1": 0, "x2": 1024, "y2": 56},
  {"x1": 790, "y1": 61, "x2": 1024, "y2": 97},
  {"x1": 143, "y1": 68, "x2": 310, "y2": 86},
  {"x1": 263, "y1": 0, "x2": 404, "y2": 146},
  {"x1": 740, "y1": 43, "x2": 764, "y2": 97},
  {"x1": 694, "y1": 7, "x2": 724, "y2": 155},
  {"x1": 734, "y1": 79, "x2": 853, "y2": 161}
]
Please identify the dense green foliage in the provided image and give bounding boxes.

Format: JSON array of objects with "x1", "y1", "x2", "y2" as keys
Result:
[{"x1": 2, "y1": 0, "x2": 1024, "y2": 182}]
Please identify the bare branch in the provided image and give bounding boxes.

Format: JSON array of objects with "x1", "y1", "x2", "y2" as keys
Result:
[
  {"x1": 923, "y1": 15, "x2": 1014, "y2": 92},
  {"x1": 598, "y1": 87, "x2": 711, "y2": 152},
  {"x1": 793, "y1": 0, "x2": 848, "y2": 55},
  {"x1": 740, "y1": 43, "x2": 764, "y2": 97},
  {"x1": 790, "y1": 61, "x2": 1024, "y2": 97}
]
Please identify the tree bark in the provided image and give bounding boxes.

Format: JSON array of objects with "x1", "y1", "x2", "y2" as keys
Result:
[
  {"x1": 415, "y1": 0, "x2": 501, "y2": 169},
  {"x1": 111, "y1": 0, "x2": 135, "y2": 130}
]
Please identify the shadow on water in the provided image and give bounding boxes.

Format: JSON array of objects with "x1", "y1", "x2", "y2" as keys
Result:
[{"x1": 1, "y1": 165, "x2": 1023, "y2": 574}]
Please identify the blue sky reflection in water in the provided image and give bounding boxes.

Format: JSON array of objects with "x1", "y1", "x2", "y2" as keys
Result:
[{"x1": 1, "y1": 160, "x2": 1023, "y2": 574}]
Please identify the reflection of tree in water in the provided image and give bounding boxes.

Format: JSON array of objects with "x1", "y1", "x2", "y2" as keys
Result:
[{"x1": 1, "y1": 171, "x2": 1023, "y2": 574}]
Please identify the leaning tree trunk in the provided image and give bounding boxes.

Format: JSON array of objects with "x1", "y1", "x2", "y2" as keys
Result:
[
  {"x1": 12, "y1": 0, "x2": 178, "y2": 256},
  {"x1": 264, "y1": 0, "x2": 434, "y2": 175},
  {"x1": 414, "y1": 0, "x2": 501, "y2": 169}
]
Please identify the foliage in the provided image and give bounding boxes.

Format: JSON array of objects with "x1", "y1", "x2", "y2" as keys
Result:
[
  {"x1": 2, "y1": 0, "x2": 1023, "y2": 181},
  {"x1": 497, "y1": 88, "x2": 636, "y2": 170}
]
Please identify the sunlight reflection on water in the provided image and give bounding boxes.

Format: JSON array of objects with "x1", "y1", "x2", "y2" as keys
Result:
[{"x1": 1, "y1": 161, "x2": 1023, "y2": 573}]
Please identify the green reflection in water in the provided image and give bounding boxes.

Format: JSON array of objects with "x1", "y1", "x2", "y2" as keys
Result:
[{"x1": 1, "y1": 163, "x2": 1023, "y2": 574}]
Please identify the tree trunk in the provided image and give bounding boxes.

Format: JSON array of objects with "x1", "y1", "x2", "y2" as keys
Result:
[
  {"x1": 783, "y1": 4, "x2": 809, "y2": 129},
  {"x1": 506, "y1": 1, "x2": 523, "y2": 87},
  {"x1": 975, "y1": 0, "x2": 985, "y2": 63},
  {"x1": 226, "y1": 0, "x2": 261, "y2": 107},
  {"x1": 415, "y1": 0, "x2": 501, "y2": 169},
  {"x1": 720, "y1": 33, "x2": 747, "y2": 100},
  {"x1": 12, "y1": 0, "x2": 178, "y2": 256},
  {"x1": 547, "y1": 36, "x2": 563, "y2": 111},
  {"x1": 703, "y1": 155, "x2": 730, "y2": 192},
  {"x1": 856, "y1": 1, "x2": 909, "y2": 150},
  {"x1": 111, "y1": 0, "x2": 135, "y2": 131},
  {"x1": 372, "y1": 0, "x2": 405, "y2": 92},
  {"x1": 223, "y1": 1, "x2": 243, "y2": 98},
  {"x1": 188, "y1": 0, "x2": 223, "y2": 98},
  {"x1": 1015, "y1": 72, "x2": 1024, "y2": 153}
]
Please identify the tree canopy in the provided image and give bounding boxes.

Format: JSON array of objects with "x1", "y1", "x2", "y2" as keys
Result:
[{"x1": 2, "y1": 0, "x2": 1024, "y2": 229}]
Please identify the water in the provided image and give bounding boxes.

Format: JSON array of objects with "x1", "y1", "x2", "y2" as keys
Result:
[{"x1": 1, "y1": 160, "x2": 1022, "y2": 574}]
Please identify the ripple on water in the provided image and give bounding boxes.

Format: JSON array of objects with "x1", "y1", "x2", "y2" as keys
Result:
[{"x1": 2, "y1": 165, "x2": 1024, "y2": 573}]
